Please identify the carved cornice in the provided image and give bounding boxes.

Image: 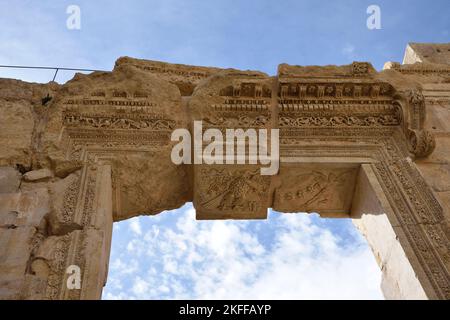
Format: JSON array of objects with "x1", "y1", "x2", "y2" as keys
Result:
[
  {"x1": 385, "y1": 61, "x2": 450, "y2": 77},
  {"x1": 277, "y1": 79, "x2": 402, "y2": 138},
  {"x1": 276, "y1": 62, "x2": 436, "y2": 159},
  {"x1": 63, "y1": 112, "x2": 176, "y2": 130},
  {"x1": 220, "y1": 81, "x2": 272, "y2": 98},
  {"x1": 278, "y1": 81, "x2": 393, "y2": 99},
  {"x1": 212, "y1": 99, "x2": 269, "y2": 111}
]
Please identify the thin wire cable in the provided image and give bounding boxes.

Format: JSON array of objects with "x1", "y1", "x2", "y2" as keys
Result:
[
  {"x1": 0, "y1": 65, "x2": 105, "y2": 72},
  {"x1": 0, "y1": 65, "x2": 107, "y2": 82}
]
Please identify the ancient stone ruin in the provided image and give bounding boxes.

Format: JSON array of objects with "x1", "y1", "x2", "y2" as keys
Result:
[{"x1": 0, "y1": 43, "x2": 450, "y2": 299}]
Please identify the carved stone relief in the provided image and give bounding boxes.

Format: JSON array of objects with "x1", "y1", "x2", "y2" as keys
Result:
[
  {"x1": 273, "y1": 165, "x2": 358, "y2": 216},
  {"x1": 0, "y1": 43, "x2": 449, "y2": 300}
]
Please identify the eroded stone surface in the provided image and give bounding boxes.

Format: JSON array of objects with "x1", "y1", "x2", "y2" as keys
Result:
[
  {"x1": 115, "y1": 57, "x2": 224, "y2": 96},
  {"x1": 0, "y1": 167, "x2": 21, "y2": 193},
  {"x1": 23, "y1": 169, "x2": 53, "y2": 182},
  {"x1": 404, "y1": 43, "x2": 450, "y2": 65},
  {"x1": 40, "y1": 64, "x2": 191, "y2": 221},
  {"x1": 273, "y1": 164, "x2": 359, "y2": 217},
  {"x1": 0, "y1": 43, "x2": 449, "y2": 300},
  {"x1": 189, "y1": 69, "x2": 274, "y2": 219}
]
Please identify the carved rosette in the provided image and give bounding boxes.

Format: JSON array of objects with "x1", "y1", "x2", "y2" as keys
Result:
[{"x1": 351, "y1": 61, "x2": 372, "y2": 76}]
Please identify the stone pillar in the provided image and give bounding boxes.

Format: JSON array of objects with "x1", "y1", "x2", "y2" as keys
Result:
[
  {"x1": 376, "y1": 43, "x2": 450, "y2": 299},
  {"x1": 0, "y1": 165, "x2": 113, "y2": 300},
  {"x1": 351, "y1": 164, "x2": 428, "y2": 299},
  {"x1": 0, "y1": 167, "x2": 49, "y2": 299},
  {"x1": 384, "y1": 43, "x2": 450, "y2": 231},
  {"x1": 352, "y1": 160, "x2": 450, "y2": 299}
]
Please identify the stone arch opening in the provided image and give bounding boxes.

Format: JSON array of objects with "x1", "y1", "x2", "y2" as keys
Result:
[
  {"x1": 102, "y1": 202, "x2": 383, "y2": 300},
  {"x1": 1, "y1": 43, "x2": 449, "y2": 300}
]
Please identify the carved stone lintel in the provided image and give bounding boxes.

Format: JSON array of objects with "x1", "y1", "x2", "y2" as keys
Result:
[{"x1": 195, "y1": 166, "x2": 271, "y2": 219}]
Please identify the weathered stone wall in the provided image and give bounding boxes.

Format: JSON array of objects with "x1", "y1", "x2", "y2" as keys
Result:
[
  {"x1": 352, "y1": 164, "x2": 428, "y2": 299},
  {"x1": 387, "y1": 43, "x2": 450, "y2": 225},
  {"x1": 0, "y1": 43, "x2": 449, "y2": 300},
  {"x1": 0, "y1": 165, "x2": 112, "y2": 299}
]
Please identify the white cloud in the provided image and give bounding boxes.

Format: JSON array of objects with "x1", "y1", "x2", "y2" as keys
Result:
[
  {"x1": 129, "y1": 218, "x2": 142, "y2": 236},
  {"x1": 342, "y1": 43, "x2": 356, "y2": 60},
  {"x1": 104, "y1": 204, "x2": 383, "y2": 300},
  {"x1": 132, "y1": 276, "x2": 150, "y2": 296},
  {"x1": 0, "y1": 3, "x2": 96, "y2": 83},
  {"x1": 110, "y1": 258, "x2": 139, "y2": 275}
]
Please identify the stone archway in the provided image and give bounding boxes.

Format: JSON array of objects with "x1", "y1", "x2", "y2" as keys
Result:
[{"x1": 0, "y1": 43, "x2": 449, "y2": 300}]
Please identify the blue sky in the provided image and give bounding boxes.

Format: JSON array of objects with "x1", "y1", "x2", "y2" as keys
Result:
[
  {"x1": 1, "y1": 0, "x2": 449, "y2": 299},
  {"x1": 1, "y1": 0, "x2": 449, "y2": 83},
  {"x1": 103, "y1": 205, "x2": 383, "y2": 299}
]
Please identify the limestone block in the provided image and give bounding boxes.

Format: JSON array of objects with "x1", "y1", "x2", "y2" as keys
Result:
[
  {"x1": 0, "y1": 167, "x2": 21, "y2": 193},
  {"x1": 423, "y1": 103, "x2": 450, "y2": 133},
  {"x1": 80, "y1": 228, "x2": 110, "y2": 299},
  {"x1": 34, "y1": 234, "x2": 56, "y2": 257},
  {"x1": 0, "y1": 183, "x2": 51, "y2": 300},
  {"x1": 47, "y1": 170, "x2": 82, "y2": 234},
  {"x1": 0, "y1": 80, "x2": 35, "y2": 162},
  {"x1": 188, "y1": 69, "x2": 273, "y2": 219},
  {"x1": 0, "y1": 277, "x2": 25, "y2": 300},
  {"x1": 415, "y1": 136, "x2": 450, "y2": 164},
  {"x1": 23, "y1": 169, "x2": 53, "y2": 182},
  {"x1": 351, "y1": 164, "x2": 429, "y2": 299},
  {"x1": 273, "y1": 164, "x2": 358, "y2": 217},
  {"x1": 0, "y1": 209, "x2": 18, "y2": 226},
  {"x1": 416, "y1": 163, "x2": 450, "y2": 192},
  {"x1": 436, "y1": 191, "x2": 450, "y2": 222},
  {"x1": 115, "y1": 57, "x2": 223, "y2": 96},
  {"x1": 52, "y1": 160, "x2": 83, "y2": 178},
  {"x1": 404, "y1": 43, "x2": 450, "y2": 65},
  {"x1": 0, "y1": 226, "x2": 36, "y2": 275},
  {"x1": 41, "y1": 63, "x2": 191, "y2": 221},
  {"x1": 23, "y1": 274, "x2": 47, "y2": 300}
]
